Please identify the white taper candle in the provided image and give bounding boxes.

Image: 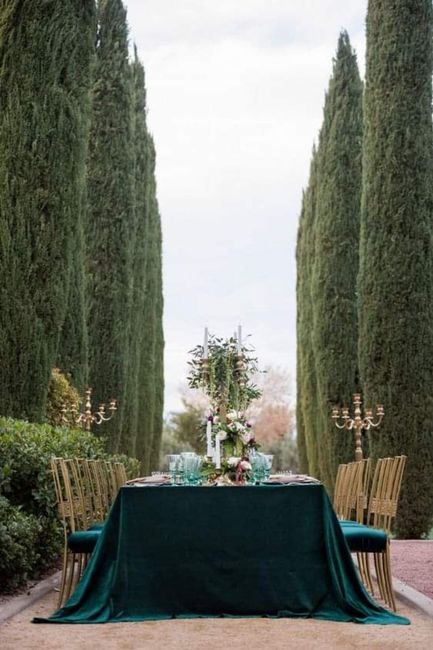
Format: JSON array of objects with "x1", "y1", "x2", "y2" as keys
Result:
[
  {"x1": 206, "y1": 418, "x2": 213, "y2": 457},
  {"x1": 215, "y1": 433, "x2": 221, "y2": 469},
  {"x1": 204, "y1": 327, "x2": 209, "y2": 358}
]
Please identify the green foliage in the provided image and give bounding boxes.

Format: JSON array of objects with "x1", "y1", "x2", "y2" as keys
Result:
[
  {"x1": 0, "y1": 496, "x2": 42, "y2": 592},
  {"x1": 359, "y1": 0, "x2": 433, "y2": 538},
  {"x1": 297, "y1": 33, "x2": 362, "y2": 490},
  {"x1": 0, "y1": 416, "x2": 138, "y2": 593},
  {"x1": 86, "y1": 0, "x2": 135, "y2": 452},
  {"x1": 46, "y1": 368, "x2": 81, "y2": 428},
  {"x1": 0, "y1": 0, "x2": 96, "y2": 421},
  {"x1": 262, "y1": 433, "x2": 299, "y2": 473},
  {"x1": 296, "y1": 149, "x2": 320, "y2": 477},
  {"x1": 135, "y1": 135, "x2": 164, "y2": 474},
  {"x1": 188, "y1": 334, "x2": 262, "y2": 413},
  {"x1": 310, "y1": 32, "x2": 362, "y2": 489},
  {"x1": 169, "y1": 403, "x2": 205, "y2": 454}
]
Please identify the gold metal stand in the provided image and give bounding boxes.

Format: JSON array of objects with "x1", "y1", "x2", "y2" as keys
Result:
[{"x1": 332, "y1": 394, "x2": 384, "y2": 461}]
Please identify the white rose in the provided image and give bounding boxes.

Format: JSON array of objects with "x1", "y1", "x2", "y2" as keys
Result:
[
  {"x1": 227, "y1": 456, "x2": 240, "y2": 467},
  {"x1": 227, "y1": 411, "x2": 237, "y2": 421},
  {"x1": 218, "y1": 431, "x2": 228, "y2": 441}
]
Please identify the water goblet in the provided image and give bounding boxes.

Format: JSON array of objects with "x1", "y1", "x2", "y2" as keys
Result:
[
  {"x1": 167, "y1": 454, "x2": 180, "y2": 484},
  {"x1": 263, "y1": 454, "x2": 274, "y2": 480}
]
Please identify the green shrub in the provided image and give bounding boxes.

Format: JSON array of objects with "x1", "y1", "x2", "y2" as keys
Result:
[
  {"x1": 45, "y1": 368, "x2": 81, "y2": 428},
  {"x1": 0, "y1": 416, "x2": 138, "y2": 593},
  {"x1": 0, "y1": 496, "x2": 42, "y2": 592}
]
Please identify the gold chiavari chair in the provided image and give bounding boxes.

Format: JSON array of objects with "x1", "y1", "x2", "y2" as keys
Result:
[
  {"x1": 333, "y1": 460, "x2": 370, "y2": 521},
  {"x1": 333, "y1": 463, "x2": 348, "y2": 518},
  {"x1": 87, "y1": 459, "x2": 110, "y2": 520},
  {"x1": 113, "y1": 461, "x2": 128, "y2": 490},
  {"x1": 342, "y1": 455, "x2": 407, "y2": 611},
  {"x1": 50, "y1": 458, "x2": 101, "y2": 607},
  {"x1": 104, "y1": 460, "x2": 120, "y2": 505}
]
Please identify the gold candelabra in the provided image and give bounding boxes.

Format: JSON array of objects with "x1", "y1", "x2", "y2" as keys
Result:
[
  {"x1": 332, "y1": 393, "x2": 384, "y2": 461},
  {"x1": 64, "y1": 387, "x2": 117, "y2": 431}
]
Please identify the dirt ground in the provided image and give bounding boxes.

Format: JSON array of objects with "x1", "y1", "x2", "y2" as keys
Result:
[
  {"x1": 391, "y1": 541, "x2": 433, "y2": 599},
  {"x1": 1, "y1": 589, "x2": 433, "y2": 650}
]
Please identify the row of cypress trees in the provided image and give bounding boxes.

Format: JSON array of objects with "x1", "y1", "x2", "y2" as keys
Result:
[
  {"x1": 0, "y1": 0, "x2": 164, "y2": 470},
  {"x1": 297, "y1": 32, "x2": 362, "y2": 488},
  {"x1": 297, "y1": 1, "x2": 433, "y2": 537}
]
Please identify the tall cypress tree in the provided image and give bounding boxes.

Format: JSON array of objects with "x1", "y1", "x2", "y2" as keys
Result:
[
  {"x1": 118, "y1": 48, "x2": 149, "y2": 457},
  {"x1": 296, "y1": 190, "x2": 309, "y2": 475},
  {"x1": 311, "y1": 32, "x2": 362, "y2": 489},
  {"x1": 135, "y1": 136, "x2": 158, "y2": 473},
  {"x1": 296, "y1": 148, "x2": 320, "y2": 477},
  {"x1": 86, "y1": 0, "x2": 135, "y2": 452},
  {"x1": 150, "y1": 183, "x2": 164, "y2": 470},
  {"x1": 0, "y1": 1, "x2": 96, "y2": 420},
  {"x1": 359, "y1": 0, "x2": 433, "y2": 537}
]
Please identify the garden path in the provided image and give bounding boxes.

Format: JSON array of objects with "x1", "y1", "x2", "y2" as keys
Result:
[{"x1": 0, "y1": 589, "x2": 432, "y2": 650}]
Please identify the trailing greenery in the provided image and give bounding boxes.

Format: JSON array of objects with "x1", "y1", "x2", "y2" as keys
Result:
[
  {"x1": 188, "y1": 334, "x2": 261, "y2": 413},
  {"x1": 359, "y1": 0, "x2": 433, "y2": 537},
  {"x1": 310, "y1": 32, "x2": 362, "y2": 489},
  {"x1": 0, "y1": 416, "x2": 139, "y2": 593},
  {"x1": 86, "y1": 0, "x2": 135, "y2": 452},
  {"x1": 0, "y1": 0, "x2": 96, "y2": 421}
]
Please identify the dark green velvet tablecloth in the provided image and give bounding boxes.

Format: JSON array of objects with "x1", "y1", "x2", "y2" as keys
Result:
[{"x1": 34, "y1": 484, "x2": 409, "y2": 624}]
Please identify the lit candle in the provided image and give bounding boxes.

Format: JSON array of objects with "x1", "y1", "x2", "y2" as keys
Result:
[
  {"x1": 215, "y1": 433, "x2": 221, "y2": 469},
  {"x1": 203, "y1": 327, "x2": 208, "y2": 358},
  {"x1": 237, "y1": 325, "x2": 242, "y2": 355},
  {"x1": 206, "y1": 417, "x2": 213, "y2": 457}
]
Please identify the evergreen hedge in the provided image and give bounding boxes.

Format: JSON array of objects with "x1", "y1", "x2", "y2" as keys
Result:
[
  {"x1": 86, "y1": 0, "x2": 135, "y2": 452},
  {"x1": 0, "y1": 0, "x2": 96, "y2": 421},
  {"x1": 359, "y1": 0, "x2": 433, "y2": 537},
  {"x1": 310, "y1": 32, "x2": 362, "y2": 489},
  {"x1": 0, "y1": 417, "x2": 139, "y2": 593}
]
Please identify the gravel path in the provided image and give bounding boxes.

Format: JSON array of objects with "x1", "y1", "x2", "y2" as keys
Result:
[
  {"x1": 391, "y1": 541, "x2": 433, "y2": 599},
  {"x1": 0, "y1": 590, "x2": 431, "y2": 650}
]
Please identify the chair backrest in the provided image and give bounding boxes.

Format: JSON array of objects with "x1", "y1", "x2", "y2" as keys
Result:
[
  {"x1": 87, "y1": 459, "x2": 109, "y2": 519},
  {"x1": 113, "y1": 462, "x2": 128, "y2": 489},
  {"x1": 367, "y1": 455, "x2": 407, "y2": 533},
  {"x1": 50, "y1": 457, "x2": 87, "y2": 533},
  {"x1": 104, "y1": 460, "x2": 119, "y2": 504},
  {"x1": 333, "y1": 463, "x2": 348, "y2": 518},
  {"x1": 333, "y1": 458, "x2": 371, "y2": 522}
]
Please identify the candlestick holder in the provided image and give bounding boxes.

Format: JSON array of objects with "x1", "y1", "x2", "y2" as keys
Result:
[
  {"x1": 332, "y1": 393, "x2": 384, "y2": 461},
  {"x1": 235, "y1": 354, "x2": 246, "y2": 389},
  {"x1": 65, "y1": 387, "x2": 117, "y2": 431}
]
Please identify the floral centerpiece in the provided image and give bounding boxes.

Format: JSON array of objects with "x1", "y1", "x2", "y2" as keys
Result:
[{"x1": 188, "y1": 329, "x2": 262, "y2": 482}]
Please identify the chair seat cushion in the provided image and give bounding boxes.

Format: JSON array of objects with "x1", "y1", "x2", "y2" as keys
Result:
[
  {"x1": 340, "y1": 519, "x2": 363, "y2": 526},
  {"x1": 68, "y1": 529, "x2": 101, "y2": 553},
  {"x1": 341, "y1": 523, "x2": 388, "y2": 553}
]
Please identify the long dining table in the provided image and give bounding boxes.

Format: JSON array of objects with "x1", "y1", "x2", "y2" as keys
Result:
[{"x1": 34, "y1": 483, "x2": 409, "y2": 625}]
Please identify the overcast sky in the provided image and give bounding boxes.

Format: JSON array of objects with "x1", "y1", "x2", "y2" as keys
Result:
[{"x1": 123, "y1": 1, "x2": 367, "y2": 413}]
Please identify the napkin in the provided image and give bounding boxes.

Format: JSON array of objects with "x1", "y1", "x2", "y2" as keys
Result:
[{"x1": 268, "y1": 474, "x2": 321, "y2": 484}]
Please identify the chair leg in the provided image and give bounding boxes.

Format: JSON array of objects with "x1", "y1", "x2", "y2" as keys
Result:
[
  {"x1": 382, "y1": 546, "x2": 397, "y2": 611},
  {"x1": 57, "y1": 541, "x2": 69, "y2": 608},
  {"x1": 374, "y1": 552, "x2": 386, "y2": 602},
  {"x1": 357, "y1": 552, "x2": 374, "y2": 595}
]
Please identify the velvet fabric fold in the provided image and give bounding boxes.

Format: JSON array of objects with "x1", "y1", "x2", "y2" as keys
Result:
[{"x1": 34, "y1": 485, "x2": 409, "y2": 625}]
